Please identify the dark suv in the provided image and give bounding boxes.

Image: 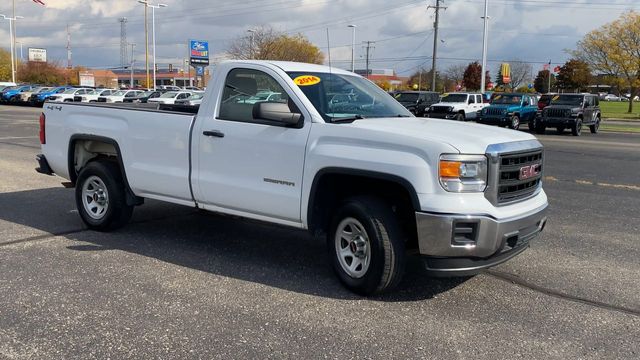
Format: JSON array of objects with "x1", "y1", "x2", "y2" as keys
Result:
[
  {"x1": 394, "y1": 91, "x2": 440, "y2": 117},
  {"x1": 536, "y1": 93, "x2": 601, "y2": 136}
]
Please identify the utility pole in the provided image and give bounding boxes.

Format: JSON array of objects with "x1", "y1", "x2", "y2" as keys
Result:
[
  {"x1": 348, "y1": 24, "x2": 356, "y2": 72},
  {"x1": 363, "y1": 41, "x2": 375, "y2": 79},
  {"x1": 480, "y1": 0, "x2": 489, "y2": 93},
  {"x1": 547, "y1": 61, "x2": 552, "y2": 93},
  {"x1": 119, "y1": 18, "x2": 128, "y2": 69},
  {"x1": 66, "y1": 24, "x2": 72, "y2": 69},
  {"x1": 12, "y1": 0, "x2": 17, "y2": 81},
  {"x1": 143, "y1": 4, "x2": 150, "y2": 89},
  {"x1": 428, "y1": 0, "x2": 446, "y2": 92}
]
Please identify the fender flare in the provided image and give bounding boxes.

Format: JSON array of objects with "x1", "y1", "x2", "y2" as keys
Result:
[{"x1": 68, "y1": 134, "x2": 143, "y2": 206}]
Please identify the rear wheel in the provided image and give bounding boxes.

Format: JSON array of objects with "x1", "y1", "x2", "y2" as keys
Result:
[
  {"x1": 328, "y1": 196, "x2": 405, "y2": 296},
  {"x1": 572, "y1": 119, "x2": 582, "y2": 136},
  {"x1": 75, "y1": 161, "x2": 133, "y2": 231},
  {"x1": 589, "y1": 118, "x2": 600, "y2": 134}
]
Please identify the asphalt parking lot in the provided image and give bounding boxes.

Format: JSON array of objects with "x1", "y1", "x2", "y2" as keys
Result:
[{"x1": 0, "y1": 105, "x2": 638, "y2": 359}]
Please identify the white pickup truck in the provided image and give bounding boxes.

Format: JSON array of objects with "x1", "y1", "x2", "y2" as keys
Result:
[
  {"x1": 36, "y1": 60, "x2": 547, "y2": 295},
  {"x1": 426, "y1": 92, "x2": 489, "y2": 121}
]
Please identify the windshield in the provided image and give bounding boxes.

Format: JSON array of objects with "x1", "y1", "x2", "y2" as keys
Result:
[
  {"x1": 550, "y1": 95, "x2": 583, "y2": 106},
  {"x1": 395, "y1": 93, "x2": 420, "y2": 102},
  {"x1": 286, "y1": 72, "x2": 411, "y2": 121},
  {"x1": 35, "y1": 87, "x2": 51, "y2": 93},
  {"x1": 111, "y1": 91, "x2": 127, "y2": 96},
  {"x1": 440, "y1": 94, "x2": 468, "y2": 103},
  {"x1": 491, "y1": 94, "x2": 522, "y2": 105},
  {"x1": 160, "y1": 91, "x2": 179, "y2": 98},
  {"x1": 188, "y1": 93, "x2": 204, "y2": 100},
  {"x1": 62, "y1": 89, "x2": 78, "y2": 94}
]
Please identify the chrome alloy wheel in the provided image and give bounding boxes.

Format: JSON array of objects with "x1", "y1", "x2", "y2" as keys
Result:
[
  {"x1": 81, "y1": 175, "x2": 109, "y2": 220},
  {"x1": 335, "y1": 217, "x2": 371, "y2": 278}
]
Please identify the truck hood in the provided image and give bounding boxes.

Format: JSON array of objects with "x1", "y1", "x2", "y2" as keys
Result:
[
  {"x1": 486, "y1": 104, "x2": 520, "y2": 112},
  {"x1": 348, "y1": 117, "x2": 536, "y2": 154}
]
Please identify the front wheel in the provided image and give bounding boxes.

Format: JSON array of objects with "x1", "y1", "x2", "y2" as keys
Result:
[
  {"x1": 455, "y1": 113, "x2": 465, "y2": 121},
  {"x1": 535, "y1": 122, "x2": 546, "y2": 134},
  {"x1": 75, "y1": 161, "x2": 134, "y2": 231},
  {"x1": 328, "y1": 196, "x2": 405, "y2": 295},
  {"x1": 572, "y1": 119, "x2": 582, "y2": 136},
  {"x1": 509, "y1": 115, "x2": 520, "y2": 130},
  {"x1": 590, "y1": 118, "x2": 600, "y2": 134}
]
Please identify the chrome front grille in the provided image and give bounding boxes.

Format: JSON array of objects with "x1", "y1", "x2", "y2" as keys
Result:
[
  {"x1": 497, "y1": 151, "x2": 543, "y2": 204},
  {"x1": 485, "y1": 141, "x2": 544, "y2": 206}
]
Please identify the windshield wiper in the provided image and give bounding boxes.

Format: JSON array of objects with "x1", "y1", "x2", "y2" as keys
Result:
[{"x1": 330, "y1": 114, "x2": 366, "y2": 123}]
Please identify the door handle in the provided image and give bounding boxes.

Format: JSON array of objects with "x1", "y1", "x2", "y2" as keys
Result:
[{"x1": 203, "y1": 130, "x2": 225, "y2": 138}]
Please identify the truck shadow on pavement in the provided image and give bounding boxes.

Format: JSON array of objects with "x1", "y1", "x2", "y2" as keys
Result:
[{"x1": 0, "y1": 187, "x2": 469, "y2": 302}]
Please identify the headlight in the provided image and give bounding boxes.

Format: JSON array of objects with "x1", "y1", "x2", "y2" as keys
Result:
[
  {"x1": 448, "y1": 106, "x2": 454, "y2": 112},
  {"x1": 133, "y1": 99, "x2": 141, "y2": 103},
  {"x1": 439, "y1": 154, "x2": 488, "y2": 192}
]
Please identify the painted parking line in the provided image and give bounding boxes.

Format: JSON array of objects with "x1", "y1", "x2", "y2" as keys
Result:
[{"x1": 545, "y1": 176, "x2": 640, "y2": 191}]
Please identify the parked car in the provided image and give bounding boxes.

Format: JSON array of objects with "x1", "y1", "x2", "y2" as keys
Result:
[
  {"x1": 98, "y1": 90, "x2": 145, "y2": 103},
  {"x1": 147, "y1": 91, "x2": 194, "y2": 105},
  {"x1": 476, "y1": 93, "x2": 538, "y2": 130},
  {"x1": 536, "y1": 93, "x2": 601, "y2": 136},
  {"x1": 19, "y1": 87, "x2": 53, "y2": 103},
  {"x1": 603, "y1": 94, "x2": 622, "y2": 101},
  {"x1": 48, "y1": 88, "x2": 93, "y2": 102},
  {"x1": 159, "y1": 85, "x2": 181, "y2": 91},
  {"x1": 174, "y1": 92, "x2": 204, "y2": 106},
  {"x1": 426, "y1": 92, "x2": 488, "y2": 121},
  {"x1": 35, "y1": 60, "x2": 548, "y2": 295},
  {"x1": 76, "y1": 89, "x2": 117, "y2": 102},
  {"x1": 237, "y1": 91, "x2": 283, "y2": 105},
  {"x1": 623, "y1": 93, "x2": 639, "y2": 101},
  {"x1": 29, "y1": 86, "x2": 75, "y2": 106},
  {"x1": 1, "y1": 85, "x2": 38, "y2": 103},
  {"x1": 123, "y1": 90, "x2": 164, "y2": 103},
  {"x1": 394, "y1": 91, "x2": 440, "y2": 117},
  {"x1": 0, "y1": 82, "x2": 17, "y2": 92}
]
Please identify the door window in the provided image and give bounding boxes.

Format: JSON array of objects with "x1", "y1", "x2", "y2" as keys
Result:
[
  {"x1": 468, "y1": 95, "x2": 475, "y2": 104},
  {"x1": 219, "y1": 68, "x2": 290, "y2": 123},
  {"x1": 476, "y1": 95, "x2": 482, "y2": 104}
]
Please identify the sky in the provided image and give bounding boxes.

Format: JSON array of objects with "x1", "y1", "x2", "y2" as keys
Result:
[{"x1": 1, "y1": 0, "x2": 638, "y2": 78}]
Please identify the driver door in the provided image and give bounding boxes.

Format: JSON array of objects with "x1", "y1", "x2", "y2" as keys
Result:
[{"x1": 193, "y1": 66, "x2": 312, "y2": 224}]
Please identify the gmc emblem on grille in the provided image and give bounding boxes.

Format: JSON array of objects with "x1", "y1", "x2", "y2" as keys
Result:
[{"x1": 519, "y1": 164, "x2": 541, "y2": 180}]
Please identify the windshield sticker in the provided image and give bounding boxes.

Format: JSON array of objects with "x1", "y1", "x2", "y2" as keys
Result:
[
  {"x1": 494, "y1": 95, "x2": 502, "y2": 100},
  {"x1": 552, "y1": 95, "x2": 560, "y2": 101},
  {"x1": 293, "y1": 75, "x2": 321, "y2": 86}
]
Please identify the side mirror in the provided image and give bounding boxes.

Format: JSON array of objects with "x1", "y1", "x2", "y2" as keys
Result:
[
  {"x1": 522, "y1": 101, "x2": 529, "y2": 107},
  {"x1": 253, "y1": 102, "x2": 302, "y2": 126}
]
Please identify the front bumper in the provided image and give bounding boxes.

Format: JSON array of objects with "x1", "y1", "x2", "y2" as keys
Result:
[
  {"x1": 542, "y1": 117, "x2": 577, "y2": 126},
  {"x1": 477, "y1": 116, "x2": 509, "y2": 125},
  {"x1": 415, "y1": 204, "x2": 547, "y2": 276},
  {"x1": 427, "y1": 112, "x2": 458, "y2": 120}
]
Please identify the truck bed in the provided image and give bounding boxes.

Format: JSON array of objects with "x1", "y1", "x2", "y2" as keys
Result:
[{"x1": 45, "y1": 101, "x2": 200, "y2": 115}]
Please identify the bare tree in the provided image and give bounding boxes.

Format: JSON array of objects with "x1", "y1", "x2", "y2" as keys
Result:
[
  {"x1": 445, "y1": 64, "x2": 466, "y2": 85},
  {"x1": 508, "y1": 61, "x2": 533, "y2": 90}
]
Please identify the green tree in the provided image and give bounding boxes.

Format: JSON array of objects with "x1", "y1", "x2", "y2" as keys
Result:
[
  {"x1": 575, "y1": 11, "x2": 640, "y2": 113},
  {"x1": 534, "y1": 70, "x2": 555, "y2": 93},
  {"x1": 0, "y1": 48, "x2": 12, "y2": 82},
  {"x1": 228, "y1": 26, "x2": 324, "y2": 64},
  {"x1": 556, "y1": 59, "x2": 592, "y2": 92}
]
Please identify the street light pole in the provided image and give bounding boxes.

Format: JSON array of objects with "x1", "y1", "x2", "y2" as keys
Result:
[
  {"x1": 348, "y1": 24, "x2": 356, "y2": 72},
  {"x1": 480, "y1": 0, "x2": 490, "y2": 94},
  {"x1": 139, "y1": 1, "x2": 168, "y2": 91},
  {"x1": 0, "y1": 14, "x2": 22, "y2": 83}
]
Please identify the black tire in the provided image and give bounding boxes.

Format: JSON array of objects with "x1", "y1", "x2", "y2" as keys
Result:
[
  {"x1": 509, "y1": 115, "x2": 520, "y2": 130},
  {"x1": 535, "y1": 123, "x2": 546, "y2": 134},
  {"x1": 455, "y1": 113, "x2": 465, "y2": 121},
  {"x1": 572, "y1": 118, "x2": 582, "y2": 136},
  {"x1": 327, "y1": 196, "x2": 405, "y2": 296},
  {"x1": 75, "y1": 161, "x2": 133, "y2": 231},
  {"x1": 556, "y1": 126, "x2": 565, "y2": 134},
  {"x1": 590, "y1": 118, "x2": 600, "y2": 134}
]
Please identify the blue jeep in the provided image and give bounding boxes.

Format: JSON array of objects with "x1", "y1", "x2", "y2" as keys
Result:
[
  {"x1": 476, "y1": 93, "x2": 538, "y2": 130},
  {"x1": 1, "y1": 85, "x2": 37, "y2": 104},
  {"x1": 30, "y1": 86, "x2": 75, "y2": 106}
]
